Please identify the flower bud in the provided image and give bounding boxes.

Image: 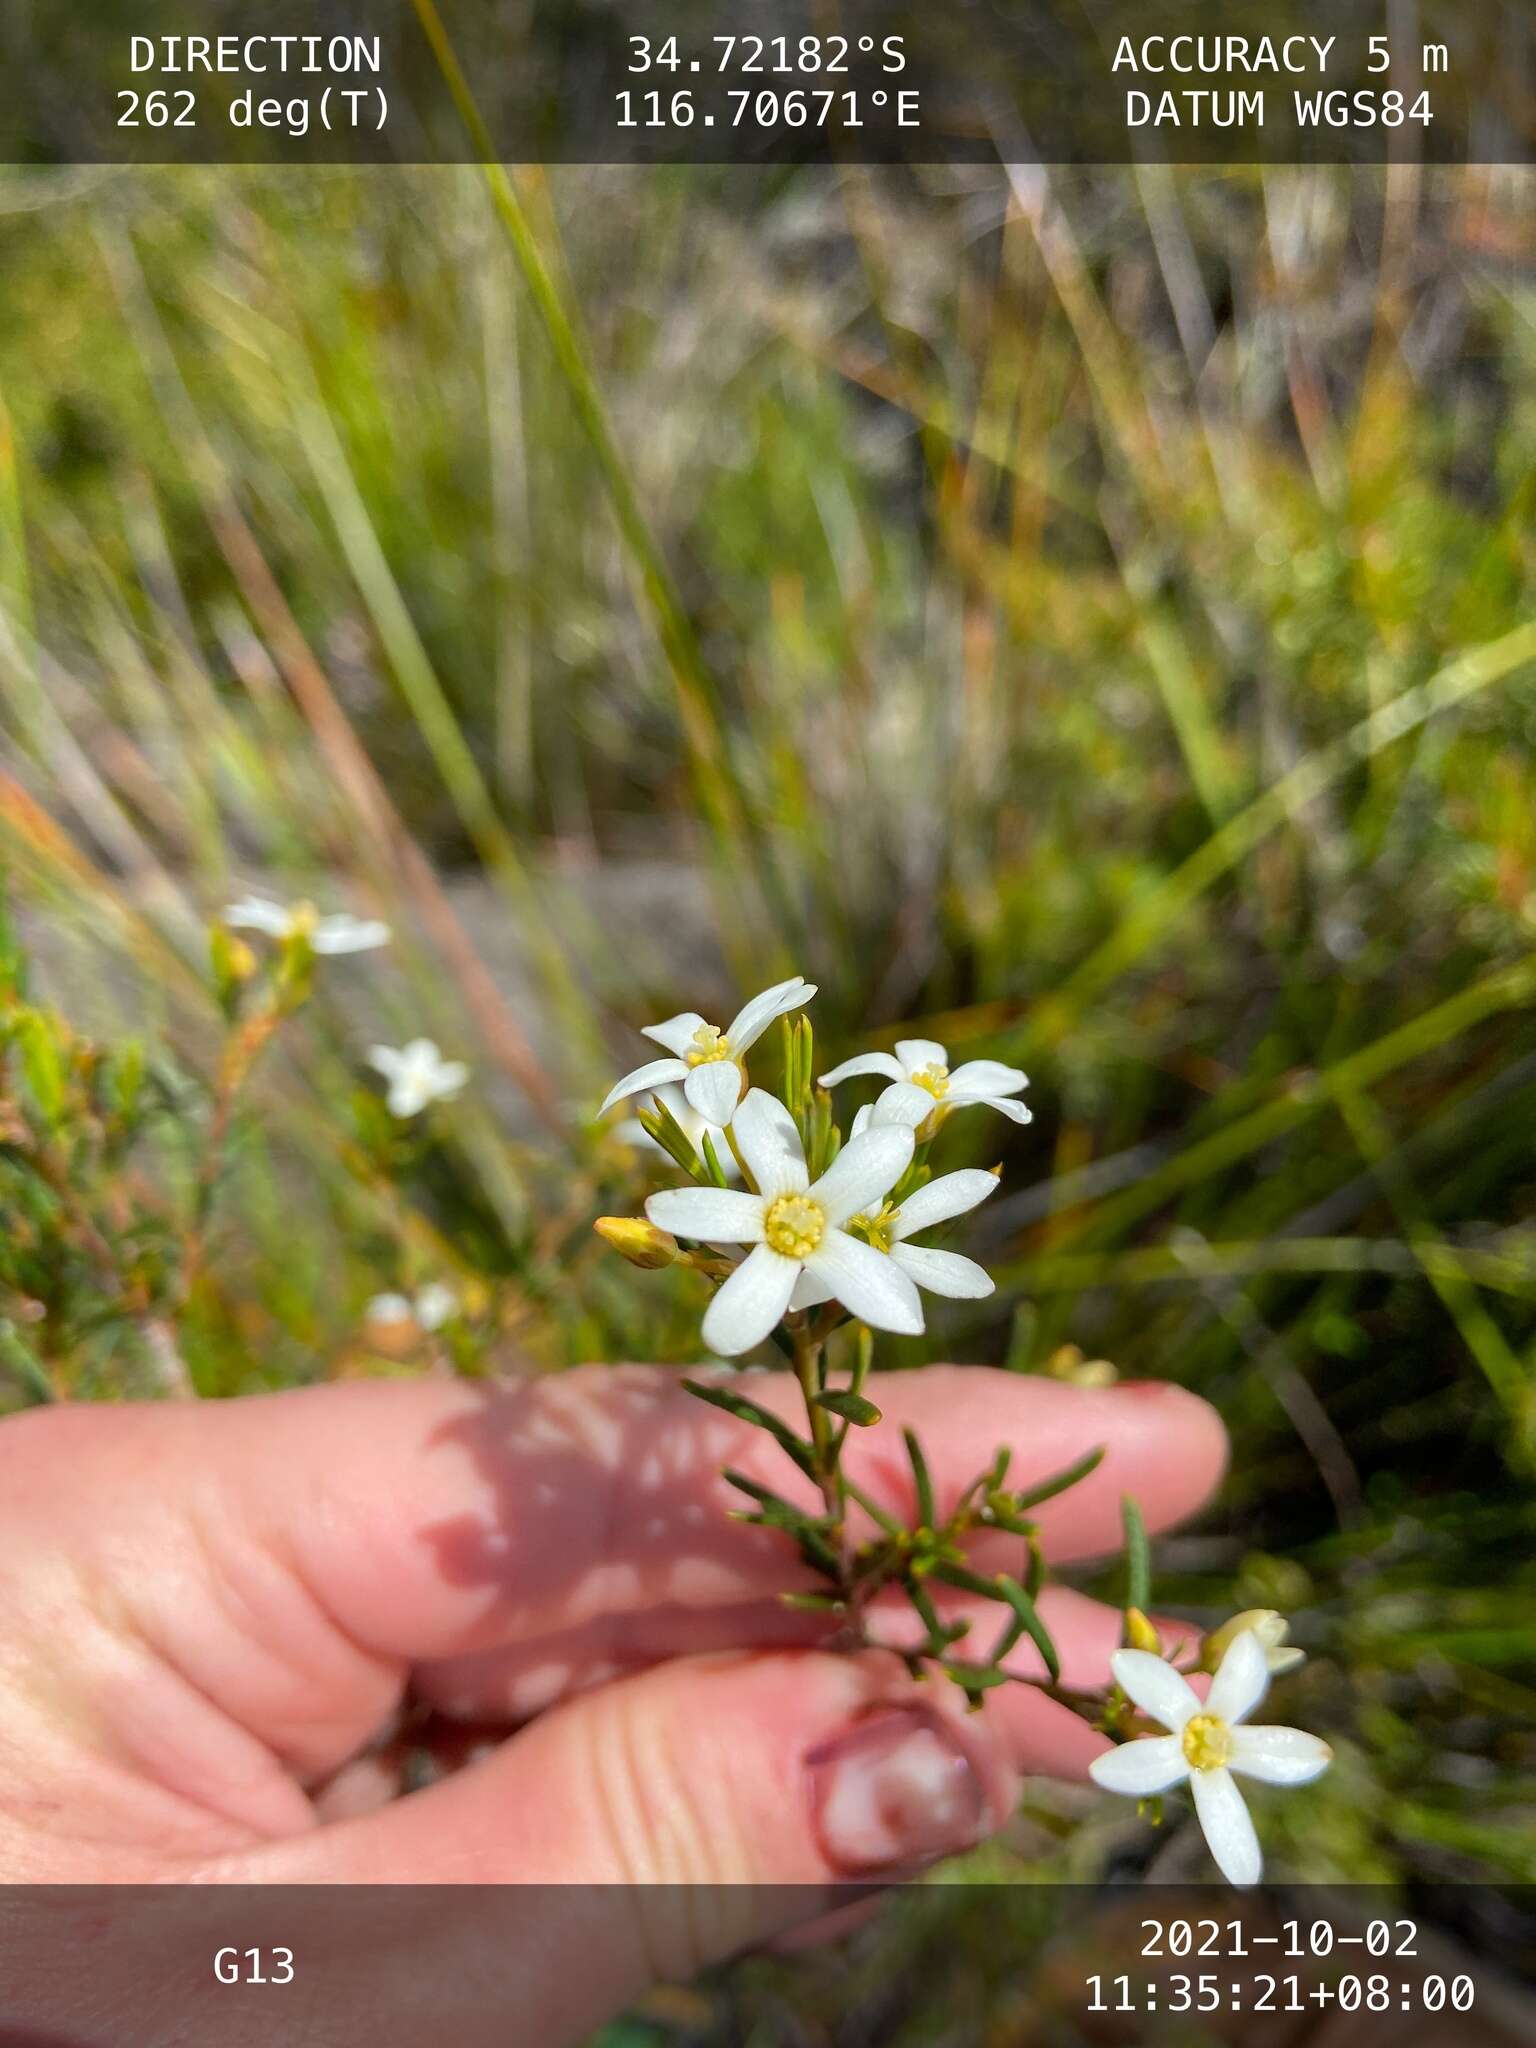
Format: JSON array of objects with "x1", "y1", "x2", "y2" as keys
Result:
[
  {"x1": 594, "y1": 1215, "x2": 679, "y2": 1269},
  {"x1": 1201, "y1": 1608, "x2": 1305, "y2": 1677},
  {"x1": 1045, "y1": 1342, "x2": 1119, "y2": 1388},
  {"x1": 1122, "y1": 1606, "x2": 1163, "y2": 1654}
]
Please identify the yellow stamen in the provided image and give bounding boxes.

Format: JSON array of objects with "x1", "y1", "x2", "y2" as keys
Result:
[
  {"x1": 910, "y1": 1063, "x2": 950, "y2": 1099},
  {"x1": 1181, "y1": 1713, "x2": 1232, "y2": 1771},
  {"x1": 764, "y1": 1192, "x2": 826, "y2": 1259},
  {"x1": 850, "y1": 1200, "x2": 901, "y2": 1253},
  {"x1": 685, "y1": 1024, "x2": 732, "y2": 1067}
]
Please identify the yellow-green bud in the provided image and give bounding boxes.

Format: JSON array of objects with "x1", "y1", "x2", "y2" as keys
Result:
[
  {"x1": 594, "y1": 1216, "x2": 679, "y2": 1270},
  {"x1": 1201, "y1": 1608, "x2": 1305, "y2": 1676},
  {"x1": 1123, "y1": 1606, "x2": 1163, "y2": 1654}
]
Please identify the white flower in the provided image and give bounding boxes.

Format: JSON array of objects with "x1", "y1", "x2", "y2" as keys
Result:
[
  {"x1": 366, "y1": 1284, "x2": 458, "y2": 1332},
  {"x1": 791, "y1": 1166, "x2": 998, "y2": 1311},
  {"x1": 819, "y1": 1037, "x2": 1031, "y2": 1129},
  {"x1": 368, "y1": 1038, "x2": 469, "y2": 1118},
  {"x1": 1204, "y1": 1608, "x2": 1306, "y2": 1678},
  {"x1": 645, "y1": 1087, "x2": 920, "y2": 1356},
  {"x1": 615, "y1": 1084, "x2": 741, "y2": 1180},
  {"x1": 600, "y1": 976, "x2": 817, "y2": 1129},
  {"x1": 222, "y1": 893, "x2": 390, "y2": 955},
  {"x1": 365, "y1": 1291, "x2": 413, "y2": 1325},
  {"x1": 412, "y1": 1282, "x2": 459, "y2": 1332},
  {"x1": 1088, "y1": 1629, "x2": 1332, "y2": 1886}
]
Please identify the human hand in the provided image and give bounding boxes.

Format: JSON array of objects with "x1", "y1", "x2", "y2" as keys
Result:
[{"x1": 0, "y1": 1366, "x2": 1224, "y2": 2044}]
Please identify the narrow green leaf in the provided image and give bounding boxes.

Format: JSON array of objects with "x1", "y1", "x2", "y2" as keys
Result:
[
  {"x1": 903, "y1": 1578, "x2": 969, "y2": 1652},
  {"x1": 842, "y1": 1475, "x2": 904, "y2": 1538},
  {"x1": 781, "y1": 1590, "x2": 846, "y2": 1613},
  {"x1": 939, "y1": 1660, "x2": 1012, "y2": 1695},
  {"x1": 1122, "y1": 1494, "x2": 1151, "y2": 1616},
  {"x1": 637, "y1": 1100, "x2": 703, "y2": 1179},
  {"x1": 14, "y1": 1010, "x2": 65, "y2": 1124},
  {"x1": 683, "y1": 1378, "x2": 816, "y2": 1478},
  {"x1": 995, "y1": 1574, "x2": 1059, "y2": 1681},
  {"x1": 1011, "y1": 1444, "x2": 1106, "y2": 1512},
  {"x1": 699, "y1": 1130, "x2": 730, "y2": 1189},
  {"x1": 815, "y1": 1388, "x2": 882, "y2": 1426},
  {"x1": 904, "y1": 1426, "x2": 935, "y2": 1527},
  {"x1": 0, "y1": 1319, "x2": 52, "y2": 1404}
]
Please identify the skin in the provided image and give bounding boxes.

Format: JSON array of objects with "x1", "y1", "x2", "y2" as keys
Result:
[{"x1": 0, "y1": 1366, "x2": 1226, "y2": 2045}]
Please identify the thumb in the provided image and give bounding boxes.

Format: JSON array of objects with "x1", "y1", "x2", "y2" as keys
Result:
[{"x1": 219, "y1": 1647, "x2": 1027, "y2": 2043}]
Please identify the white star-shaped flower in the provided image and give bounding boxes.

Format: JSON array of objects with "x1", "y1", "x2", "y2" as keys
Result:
[
  {"x1": 614, "y1": 1084, "x2": 741, "y2": 1179},
  {"x1": 1088, "y1": 1629, "x2": 1332, "y2": 1886},
  {"x1": 600, "y1": 976, "x2": 817, "y2": 1129},
  {"x1": 645, "y1": 1087, "x2": 919, "y2": 1356},
  {"x1": 222, "y1": 894, "x2": 390, "y2": 955},
  {"x1": 791, "y1": 1164, "x2": 998, "y2": 1311},
  {"x1": 819, "y1": 1037, "x2": 1031, "y2": 1130},
  {"x1": 368, "y1": 1038, "x2": 469, "y2": 1118}
]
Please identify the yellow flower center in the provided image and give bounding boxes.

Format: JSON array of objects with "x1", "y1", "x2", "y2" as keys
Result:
[
  {"x1": 849, "y1": 1200, "x2": 901, "y2": 1253},
  {"x1": 1181, "y1": 1713, "x2": 1232, "y2": 1772},
  {"x1": 910, "y1": 1063, "x2": 950, "y2": 1099},
  {"x1": 685, "y1": 1024, "x2": 732, "y2": 1067},
  {"x1": 289, "y1": 900, "x2": 320, "y2": 938},
  {"x1": 763, "y1": 1192, "x2": 826, "y2": 1259}
]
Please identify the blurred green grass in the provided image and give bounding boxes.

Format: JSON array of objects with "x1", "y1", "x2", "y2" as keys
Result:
[{"x1": 0, "y1": 159, "x2": 1534, "y2": 2018}]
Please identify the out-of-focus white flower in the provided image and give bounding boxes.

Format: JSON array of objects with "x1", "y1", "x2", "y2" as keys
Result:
[
  {"x1": 819, "y1": 1037, "x2": 1031, "y2": 1129},
  {"x1": 615, "y1": 1084, "x2": 741, "y2": 1179},
  {"x1": 412, "y1": 1282, "x2": 459, "y2": 1332},
  {"x1": 793, "y1": 1167, "x2": 998, "y2": 1311},
  {"x1": 368, "y1": 1038, "x2": 469, "y2": 1118},
  {"x1": 1203, "y1": 1609, "x2": 1306, "y2": 1678},
  {"x1": 1088, "y1": 1630, "x2": 1332, "y2": 1887},
  {"x1": 365, "y1": 1284, "x2": 459, "y2": 1333},
  {"x1": 222, "y1": 894, "x2": 390, "y2": 955},
  {"x1": 365, "y1": 1291, "x2": 413, "y2": 1326},
  {"x1": 645, "y1": 1088, "x2": 918, "y2": 1356},
  {"x1": 600, "y1": 977, "x2": 816, "y2": 1129}
]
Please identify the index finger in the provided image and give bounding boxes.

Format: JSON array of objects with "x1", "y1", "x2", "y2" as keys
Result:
[{"x1": 9, "y1": 1365, "x2": 1222, "y2": 1674}]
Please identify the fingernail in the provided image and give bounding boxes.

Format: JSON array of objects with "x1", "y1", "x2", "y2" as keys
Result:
[{"x1": 806, "y1": 1707, "x2": 993, "y2": 1875}]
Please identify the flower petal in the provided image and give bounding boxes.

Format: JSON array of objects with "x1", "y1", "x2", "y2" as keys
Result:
[
  {"x1": 367, "y1": 1046, "x2": 405, "y2": 1080},
  {"x1": 222, "y1": 896, "x2": 292, "y2": 937},
  {"x1": 790, "y1": 1268, "x2": 834, "y2": 1311},
  {"x1": 312, "y1": 915, "x2": 391, "y2": 954},
  {"x1": 889, "y1": 1243, "x2": 994, "y2": 1300},
  {"x1": 1191, "y1": 1767, "x2": 1262, "y2": 1887},
  {"x1": 645, "y1": 1187, "x2": 765, "y2": 1244},
  {"x1": 802, "y1": 1230, "x2": 923, "y2": 1336},
  {"x1": 641, "y1": 1012, "x2": 710, "y2": 1058},
  {"x1": 947, "y1": 1059, "x2": 1028, "y2": 1097},
  {"x1": 895, "y1": 1038, "x2": 948, "y2": 1075},
  {"x1": 1108, "y1": 1650, "x2": 1201, "y2": 1732},
  {"x1": 726, "y1": 976, "x2": 816, "y2": 1055},
  {"x1": 1206, "y1": 1629, "x2": 1270, "y2": 1727},
  {"x1": 973, "y1": 1094, "x2": 1033, "y2": 1124},
  {"x1": 867, "y1": 1082, "x2": 937, "y2": 1129},
  {"x1": 808, "y1": 1125, "x2": 914, "y2": 1225},
  {"x1": 434, "y1": 1062, "x2": 469, "y2": 1098},
  {"x1": 683, "y1": 1060, "x2": 745, "y2": 1127},
  {"x1": 731, "y1": 1088, "x2": 809, "y2": 1199},
  {"x1": 890, "y1": 1168, "x2": 999, "y2": 1238},
  {"x1": 1228, "y1": 1726, "x2": 1333, "y2": 1787},
  {"x1": 1088, "y1": 1736, "x2": 1190, "y2": 1798},
  {"x1": 817, "y1": 1052, "x2": 905, "y2": 1088},
  {"x1": 598, "y1": 1058, "x2": 689, "y2": 1117},
  {"x1": 702, "y1": 1244, "x2": 800, "y2": 1357}
]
